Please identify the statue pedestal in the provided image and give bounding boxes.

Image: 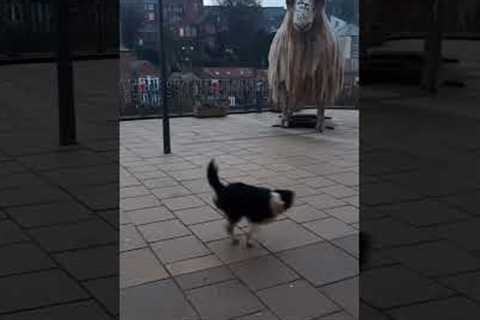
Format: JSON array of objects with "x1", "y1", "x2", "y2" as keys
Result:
[{"x1": 289, "y1": 114, "x2": 334, "y2": 129}]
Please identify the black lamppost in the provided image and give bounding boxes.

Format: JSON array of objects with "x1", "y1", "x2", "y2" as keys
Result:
[
  {"x1": 158, "y1": 0, "x2": 171, "y2": 154},
  {"x1": 56, "y1": 0, "x2": 76, "y2": 145}
]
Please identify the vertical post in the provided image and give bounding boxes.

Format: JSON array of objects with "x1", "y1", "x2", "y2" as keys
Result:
[
  {"x1": 56, "y1": 0, "x2": 76, "y2": 145},
  {"x1": 422, "y1": 0, "x2": 444, "y2": 93},
  {"x1": 158, "y1": 0, "x2": 171, "y2": 154}
]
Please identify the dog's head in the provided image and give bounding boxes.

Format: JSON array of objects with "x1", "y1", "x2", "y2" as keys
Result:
[{"x1": 274, "y1": 189, "x2": 295, "y2": 211}]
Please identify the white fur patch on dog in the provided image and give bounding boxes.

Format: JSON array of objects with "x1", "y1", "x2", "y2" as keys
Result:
[{"x1": 270, "y1": 192, "x2": 285, "y2": 215}]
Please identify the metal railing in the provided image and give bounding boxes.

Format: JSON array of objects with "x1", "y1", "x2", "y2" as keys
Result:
[{"x1": 120, "y1": 73, "x2": 358, "y2": 119}]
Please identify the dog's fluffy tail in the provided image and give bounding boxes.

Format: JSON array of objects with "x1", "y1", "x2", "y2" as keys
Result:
[{"x1": 207, "y1": 159, "x2": 224, "y2": 194}]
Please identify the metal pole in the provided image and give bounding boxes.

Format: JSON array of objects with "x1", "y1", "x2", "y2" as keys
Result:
[
  {"x1": 56, "y1": 0, "x2": 76, "y2": 145},
  {"x1": 158, "y1": 0, "x2": 171, "y2": 154}
]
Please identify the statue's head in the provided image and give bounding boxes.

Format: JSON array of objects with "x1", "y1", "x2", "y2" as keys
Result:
[{"x1": 291, "y1": 0, "x2": 324, "y2": 32}]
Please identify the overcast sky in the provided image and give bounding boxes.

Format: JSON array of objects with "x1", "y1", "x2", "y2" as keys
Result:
[{"x1": 203, "y1": 0, "x2": 285, "y2": 7}]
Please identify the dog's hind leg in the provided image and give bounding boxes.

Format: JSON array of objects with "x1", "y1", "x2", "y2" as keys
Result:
[
  {"x1": 245, "y1": 224, "x2": 258, "y2": 248},
  {"x1": 226, "y1": 221, "x2": 239, "y2": 246}
]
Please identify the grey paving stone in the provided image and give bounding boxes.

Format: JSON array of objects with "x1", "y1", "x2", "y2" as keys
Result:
[
  {"x1": 137, "y1": 219, "x2": 191, "y2": 242},
  {"x1": 385, "y1": 200, "x2": 469, "y2": 227},
  {"x1": 387, "y1": 297, "x2": 480, "y2": 320},
  {"x1": 433, "y1": 218, "x2": 480, "y2": 252},
  {"x1": 286, "y1": 184, "x2": 320, "y2": 197},
  {"x1": 127, "y1": 206, "x2": 175, "y2": 225},
  {"x1": 169, "y1": 168, "x2": 205, "y2": 181},
  {"x1": 175, "y1": 266, "x2": 235, "y2": 291},
  {"x1": 182, "y1": 179, "x2": 213, "y2": 194},
  {"x1": 17, "y1": 150, "x2": 110, "y2": 171},
  {"x1": 84, "y1": 276, "x2": 118, "y2": 315},
  {"x1": 0, "y1": 185, "x2": 71, "y2": 208},
  {"x1": 120, "y1": 195, "x2": 161, "y2": 212},
  {"x1": 279, "y1": 242, "x2": 358, "y2": 286},
  {"x1": 444, "y1": 191, "x2": 480, "y2": 216},
  {"x1": 150, "y1": 185, "x2": 192, "y2": 200},
  {"x1": 0, "y1": 270, "x2": 89, "y2": 313},
  {"x1": 286, "y1": 204, "x2": 329, "y2": 223},
  {"x1": 120, "y1": 248, "x2": 169, "y2": 288},
  {"x1": 152, "y1": 235, "x2": 211, "y2": 264},
  {"x1": 300, "y1": 176, "x2": 337, "y2": 189},
  {"x1": 362, "y1": 217, "x2": 436, "y2": 249},
  {"x1": 42, "y1": 165, "x2": 116, "y2": 188},
  {"x1": 1, "y1": 301, "x2": 110, "y2": 320},
  {"x1": 326, "y1": 172, "x2": 358, "y2": 187},
  {"x1": 230, "y1": 255, "x2": 299, "y2": 291},
  {"x1": 257, "y1": 280, "x2": 340, "y2": 320},
  {"x1": 303, "y1": 218, "x2": 357, "y2": 241},
  {"x1": 99, "y1": 210, "x2": 118, "y2": 228},
  {"x1": 0, "y1": 220, "x2": 29, "y2": 245},
  {"x1": 318, "y1": 311, "x2": 355, "y2": 320},
  {"x1": 332, "y1": 234, "x2": 359, "y2": 258},
  {"x1": 361, "y1": 182, "x2": 422, "y2": 205},
  {"x1": 175, "y1": 206, "x2": 223, "y2": 225},
  {"x1": 120, "y1": 211, "x2": 133, "y2": 225},
  {"x1": 69, "y1": 183, "x2": 117, "y2": 211},
  {"x1": 162, "y1": 195, "x2": 205, "y2": 211},
  {"x1": 254, "y1": 220, "x2": 321, "y2": 252},
  {"x1": 54, "y1": 245, "x2": 117, "y2": 280},
  {"x1": 6, "y1": 201, "x2": 92, "y2": 228},
  {"x1": 319, "y1": 185, "x2": 357, "y2": 199},
  {"x1": 166, "y1": 254, "x2": 223, "y2": 276},
  {"x1": 342, "y1": 196, "x2": 358, "y2": 208},
  {"x1": 386, "y1": 241, "x2": 480, "y2": 277},
  {"x1": 302, "y1": 194, "x2": 347, "y2": 210},
  {"x1": 120, "y1": 186, "x2": 151, "y2": 199},
  {"x1": 120, "y1": 279, "x2": 198, "y2": 320},
  {"x1": 142, "y1": 177, "x2": 180, "y2": 189},
  {"x1": 189, "y1": 219, "x2": 232, "y2": 242},
  {"x1": 439, "y1": 271, "x2": 480, "y2": 302},
  {"x1": 186, "y1": 280, "x2": 263, "y2": 320},
  {"x1": 359, "y1": 303, "x2": 388, "y2": 320},
  {"x1": 0, "y1": 243, "x2": 55, "y2": 277},
  {"x1": 29, "y1": 218, "x2": 116, "y2": 252},
  {"x1": 236, "y1": 310, "x2": 279, "y2": 320},
  {"x1": 320, "y1": 277, "x2": 358, "y2": 318},
  {"x1": 325, "y1": 206, "x2": 359, "y2": 224},
  {"x1": 120, "y1": 224, "x2": 147, "y2": 252},
  {"x1": 134, "y1": 170, "x2": 167, "y2": 180},
  {"x1": 361, "y1": 265, "x2": 453, "y2": 309},
  {"x1": 207, "y1": 238, "x2": 269, "y2": 264}
]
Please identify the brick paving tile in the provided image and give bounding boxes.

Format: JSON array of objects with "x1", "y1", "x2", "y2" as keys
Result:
[
  {"x1": 186, "y1": 280, "x2": 264, "y2": 320},
  {"x1": 230, "y1": 255, "x2": 299, "y2": 291},
  {"x1": 120, "y1": 279, "x2": 198, "y2": 320},
  {"x1": 120, "y1": 248, "x2": 169, "y2": 288},
  {"x1": 151, "y1": 235, "x2": 211, "y2": 264},
  {"x1": 257, "y1": 280, "x2": 340, "y2": 320},
  {"x1": 1, "y1": 301, "x2": 111, "y2": 320}
]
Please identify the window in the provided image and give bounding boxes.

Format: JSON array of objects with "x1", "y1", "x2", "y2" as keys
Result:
[{"x1": 179, "y1": 28, "x2": 185, "y2": 37}]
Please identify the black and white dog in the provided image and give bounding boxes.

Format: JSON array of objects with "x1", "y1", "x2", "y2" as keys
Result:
[{"x1": 207, "y1": 159, "x2": 295, "y2": 248}]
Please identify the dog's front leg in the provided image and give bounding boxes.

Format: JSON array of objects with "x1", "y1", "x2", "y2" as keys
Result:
[
  {"x1": 245, "y1": 224, "x2": 258, "y2": 248},
  {"x1": 226, "y1": 222, "x2": 239, "y2": 245}
]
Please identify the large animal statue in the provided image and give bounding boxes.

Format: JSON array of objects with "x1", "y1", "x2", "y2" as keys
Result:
[{"x1": 268, "y1": 0, "x2": 344, "y2": 131}]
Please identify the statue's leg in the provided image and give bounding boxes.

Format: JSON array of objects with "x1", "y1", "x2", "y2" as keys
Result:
[{"x1": 315, "y1": 105, "x2": 325, "y2": 132}]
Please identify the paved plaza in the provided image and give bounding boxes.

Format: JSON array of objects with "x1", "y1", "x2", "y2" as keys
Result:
[{"x1": 120, "y1": 111, "x2": 360, "y2": 320}]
